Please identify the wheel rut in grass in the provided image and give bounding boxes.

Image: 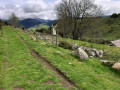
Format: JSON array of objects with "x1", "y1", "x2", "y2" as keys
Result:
[
  {"x1": 16, "y1": 32, "x2": 79, "y2": 89},
  {"x1": 3, "y1": 61, "x2": 6, "y2": 71}
]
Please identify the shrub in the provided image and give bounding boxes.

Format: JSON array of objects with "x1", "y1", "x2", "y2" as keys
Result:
[
  {"x1": 36, "y1": 28, "x2": 51, "y2": 34},
  {"x1": 58, "y1": 40, "x2": 72, "y2": 50},
  {"x1": 110, "y1": 13, "x2": 118, "y2": 18},
  {"x1": 21, "y1": 25, "x2": 25, "y2": 30}
]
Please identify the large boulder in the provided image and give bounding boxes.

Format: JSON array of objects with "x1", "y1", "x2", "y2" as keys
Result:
[
  {"x1": 77, "y1": 48, "x2": 88, "y2": 60},
  {"x1": 111, "y1": 40, "x2": 120, "y2": 47},
  {"x1": 112, "y1": 62, "x2": 120, "y2": 70}
]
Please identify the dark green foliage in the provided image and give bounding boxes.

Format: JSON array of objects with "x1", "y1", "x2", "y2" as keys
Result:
[
  {"x1": 0, "y1": 24, "x2": 1, "y2": 30},
  {"x1": 110, "y1": 13, "x2": 118, "y2": 18},
  {"x1": 58, "y1": 40, "x2": 72, "y2": 50},
  {"x1": 20, "y1": 25, "x2": 25, "y2": 30},
  {"x1": 4, "y1": 21, "x2": 9, "y2": 25},
  {"x1": 36, "y1": 28, "x2": 51, "y2": 34}
]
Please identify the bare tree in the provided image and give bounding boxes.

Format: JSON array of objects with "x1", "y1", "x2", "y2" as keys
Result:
[
  {"x1": 0, "y1": 24, "x2": 1, "y2": 30},
  {"x1": 0, "y1": 19, "x2": 2, "y2": 30},
  {"x1": 9, "y1": 13, "x2": 19, "y2": 28},
  {"x1": 57, "y1": 0, "x2": 103, "y2": 40}
]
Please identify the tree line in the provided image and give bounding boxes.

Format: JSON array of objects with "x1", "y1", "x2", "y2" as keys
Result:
[{"x1": 56, "y1": 0, "x2": 103, "y2": 40}]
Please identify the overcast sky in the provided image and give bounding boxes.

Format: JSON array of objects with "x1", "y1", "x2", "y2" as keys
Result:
[{"x1": 0, "y1": 0, "x2": 120, "y2": 20}]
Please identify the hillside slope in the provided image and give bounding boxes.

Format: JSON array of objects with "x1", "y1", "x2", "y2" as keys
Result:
[
  {"x1": 0, "y1": 26, "x2": 67, "y2": 89},
  {"x1": 83, "y1": 17, "x2": 120, "y2": 42},
  {"x1": 13, "y1": 26, "x2": 120, "y2": 89}
]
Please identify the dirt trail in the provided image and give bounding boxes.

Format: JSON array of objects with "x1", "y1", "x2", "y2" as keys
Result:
[{"x1": 16, "y1": 32, "x2": 79, "y2": 89}]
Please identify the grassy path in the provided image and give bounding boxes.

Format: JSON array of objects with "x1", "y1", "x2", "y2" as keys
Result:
[
  {"x1": 0, "y1": 27, "x2": 70, "y2": 90},
  {"x1": 16, "y1": 32, "x2": 76, "y2": 89},
  {"x1": 15, "y1": 26, "x2": 120, "y2": 90}
]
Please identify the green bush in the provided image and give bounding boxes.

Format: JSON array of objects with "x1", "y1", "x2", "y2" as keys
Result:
[
  {"x1": 20, "y1": 25, "x2": 25, "y2": 30},
  {"x1": 58, "y1": 40, "x2": 72, "y2": 50},
  {"x1": 110, "y1": 13, "x2": 118, "y2": 18},
  {"x1": 36, "y1": 28, "x2": 51, "y2": 34}
]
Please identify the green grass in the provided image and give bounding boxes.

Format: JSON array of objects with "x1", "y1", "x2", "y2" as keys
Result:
[
  {"x1": 0, "y1": 29, "x2": 4, "y2": 88},
  {"x1": 0, "y1": 26, "x2": 65, "y2": 90},
  {"x1": 81, "y1": 17, "x2": 120, "y2": 41},
  {"x1": 14, "y1": 26, "x2": 120, "y2": 90}
]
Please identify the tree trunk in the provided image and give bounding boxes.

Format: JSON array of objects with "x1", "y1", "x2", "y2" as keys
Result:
[{"x1": 72, "y1": 19, "x2": 79, "y2": 40}]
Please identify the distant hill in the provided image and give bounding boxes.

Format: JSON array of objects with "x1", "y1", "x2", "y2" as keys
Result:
[{"x1": 19, "y1": 18, "x2": 56, "y2": 29}]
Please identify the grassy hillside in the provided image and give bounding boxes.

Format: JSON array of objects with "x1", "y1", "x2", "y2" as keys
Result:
[
  {"x1": 9, "y1": 26, "x2": 120, "y2": 89},
  {"x1": 82, "y1": 17, "x2": 120, "y2": 43},
  {"x1": 0, "y1": 26, "x2": 66, "y2": 89}
]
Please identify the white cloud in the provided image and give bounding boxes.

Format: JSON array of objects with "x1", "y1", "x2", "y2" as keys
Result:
[
  {"x1": 1, "y1": 0, "x2": 120, "y2": 20},
  {"x1": 0, "y1": 0, "x2": 60, "y2": 20},
  {"x1": 95, "y1": 0, "x2": 120, "y2": 15}
]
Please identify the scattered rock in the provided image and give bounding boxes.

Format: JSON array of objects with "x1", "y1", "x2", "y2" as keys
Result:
[
  {"x1": 111, "y1": 40, "x2": 120, "y2": 47},
  {"x1": 29, "y1": 35, "x2": 36, "y2": 41},
  {"x1": 90, "y1": 56, "x2": 94, "y2": 58},
  {"x1": 99, "y1": 50, "x2": 104, "y2": 55},
  {"x1": 101, "y1": 60, "x2": 116, "y2": 66},
  {"x1": 76, "y1": 48, "x2": 88, "y2": 60},
  {"x1": 72, "y1": 44, "x2": 79, "y2": 49},
  {"x1": 112, "y1": 62, "x2": 120, "y2": 70},
  {"x1": 92, "y1": 49, "x2": 100, "y2": 56},
  {"x1": 68, "y1": 63, "x2": 72, "y2": 65},
  {"x1": 90, "y1": 51, "x2": 96, "y2": 57},
  {"x1": 99, "y1": 55, "x2": 103, "y2": 59},
  {"x1": 84, "y1": 48, "x2": 91, "y2": 55}
]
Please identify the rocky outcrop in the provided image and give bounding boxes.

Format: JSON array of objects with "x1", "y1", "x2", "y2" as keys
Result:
[
  {"x1": 72, "y1": 43, "x2": 107, "y2": 59},
  {"x1": 37, "y1": 34, "x2": 59, "y2": 44},
  {"x1": 111, "y1": 40, "x2": 120, "y2": 47}
]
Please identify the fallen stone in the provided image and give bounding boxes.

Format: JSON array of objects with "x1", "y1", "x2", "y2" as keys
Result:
[
  {"x1": 101, "y1": 60, "x2": 116, "y2": 66},
  {"x1": 30, "y1": 35, "x2": 36, "y2": 41},
  {"x1": 92, "y1": 49, "x2": 100, "y2": 56},
  {"x1": 111, "y1": 40, "x2": 120, "y2": 47},
  {"x1": 99, "y1": 50, "x2": 104, "y2": 55},
  {"x1": 72, "y1": 44, "x2": 79, "y2": 49},
  {"x1": 90, "y1": 51, "x2": 96, "y2": 57},
  {"x1": 99, "y1": 55, "x2": 103, "y2": 59},
  {"x1": 56, "y1": 51, "x2": 63, "y2": 56},
  {"x1": 112, "y1": 62, "x2": 120, "y2": 70}
]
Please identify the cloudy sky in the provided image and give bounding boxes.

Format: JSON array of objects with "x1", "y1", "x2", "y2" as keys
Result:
[{"x1": 0, "y1": 0, "x2": 120, "y2": 20}]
